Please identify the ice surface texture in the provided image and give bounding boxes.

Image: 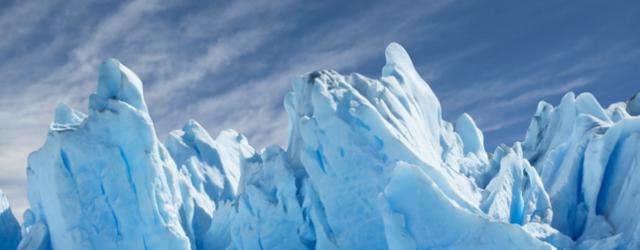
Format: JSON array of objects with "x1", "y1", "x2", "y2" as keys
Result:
[
  {"x1": 15, "y1": 43, "x2": 640, "y2": 250},
  {"x1": 0, "y1": 190, "x2": 21, "y2": 250}
]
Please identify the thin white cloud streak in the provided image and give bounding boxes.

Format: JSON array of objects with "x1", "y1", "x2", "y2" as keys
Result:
[
  {"x1": 178, "y1": 0, "x2": 295, "y2": 39},
  {"x1": 475, "y1": 77, "x2": 594, "y2": 133},
  {"x1": 146, "y1": 25, "x2": 286, "y2": 105},
  {"x1": 441, "y1": 44, "x2": 638, "y2": 142},
  {"x1": 481, "y1": 116, "x2": 530, "y2": 134},
  {"x1": 445, "y1": 73, "x2": 594, "y2": 137},
  {"x1": 436, "y1": 42, "x2": 634, "y2": 115},
  {"x1": 0, "y1": 1, "x2": 54, "y2": 51},
  {"x1": 69, "y1": 0, "x2": 172, "y2": 63},
  {"x1": 431, "y1": 42, "x2": 636, "y2": 143},
  {"x1": 491, "y1": 76, "x2": 594, "y2": 110}
]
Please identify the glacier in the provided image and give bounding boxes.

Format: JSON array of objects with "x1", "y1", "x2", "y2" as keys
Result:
[{"x1": 5, "y1": 42, "x2": 640, "y2": 249}]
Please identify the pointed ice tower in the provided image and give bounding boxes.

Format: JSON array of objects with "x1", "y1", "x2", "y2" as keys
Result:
[
  {"x1": 164, "y1": 120, "x2": 260, "y2": 249},
  {"x1": 23, "y1": 59, "x2": 191, "y2": 249},
  {"x1": 0, "y1": 190, "x2": 21, "y2": 250},
  {"x1": 166, "y1": 120, "x2": 256, "y2": 203},
  {"x1": 283, "y1": 43, "x2": 552, "y2": 249}
]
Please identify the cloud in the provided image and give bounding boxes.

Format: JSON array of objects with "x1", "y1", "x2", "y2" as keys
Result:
[
  {"x1": 0, "y1": 1, "x2": 55, "y2": 51},
  {"x1": 70, "y1": 1, "x2": 169, "y2": 62},
  {"x1": 429, "y1": 41, "x2": 635, "y2": 148},
  {"x1": 146, "y1": 25, "x2": 286, "y2": 106}
]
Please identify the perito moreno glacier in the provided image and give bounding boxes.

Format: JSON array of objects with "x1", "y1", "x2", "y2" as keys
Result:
[{"x1": 1, "y1": 43, "x2": 640, "y2": 249}]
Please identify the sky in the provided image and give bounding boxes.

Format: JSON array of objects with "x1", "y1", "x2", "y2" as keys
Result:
[{"x1": 1, "y1": 0, "x2": 639, "y2": 219}]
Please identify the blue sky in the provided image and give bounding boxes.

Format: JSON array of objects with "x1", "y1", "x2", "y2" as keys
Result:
[{"x1": 1, "y1": 0, "x2": 639, "y2": 217}]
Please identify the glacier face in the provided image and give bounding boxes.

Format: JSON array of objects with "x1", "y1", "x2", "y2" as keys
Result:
[{"x1": 12, "y1": 43, "x2": 640, "y2": 249}]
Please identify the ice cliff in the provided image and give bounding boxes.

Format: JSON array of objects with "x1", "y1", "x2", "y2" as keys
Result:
[{"x1": 10, "y1": 43, "x2": 640, "y2": 249}]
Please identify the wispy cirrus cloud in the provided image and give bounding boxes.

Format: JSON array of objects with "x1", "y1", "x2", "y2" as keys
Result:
[{"x1": 434, "y1": 40, "x2": 640, "y2": 145}]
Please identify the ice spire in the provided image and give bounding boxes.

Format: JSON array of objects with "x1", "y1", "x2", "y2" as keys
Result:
[
  {"x1": 90, "y1": 58, "x2": 147, "y2": 112},
  {"x1": 0, "y1": 190, "x2": 21, "y2": 250},
  {"x1": 53, "y1": 103, "x2": 86, "y2": 125},
  {"x1": 455, "y1": 113, "x2": 487, "y2": 158}
]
